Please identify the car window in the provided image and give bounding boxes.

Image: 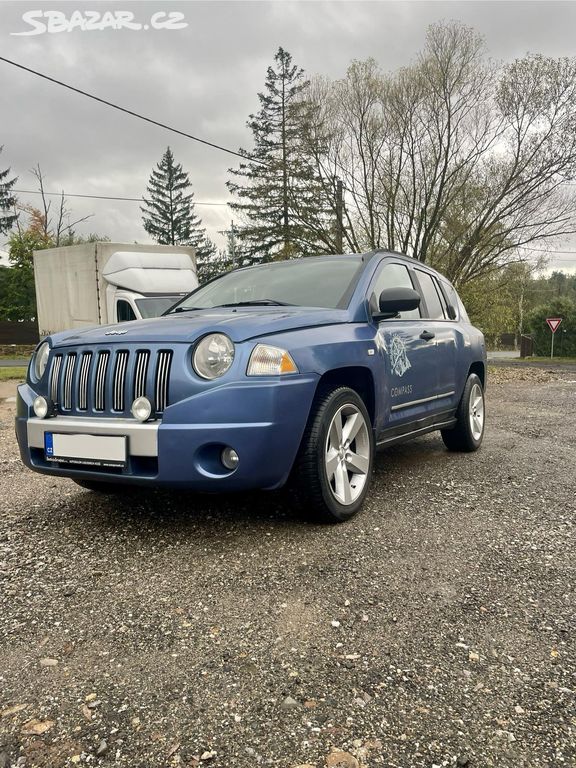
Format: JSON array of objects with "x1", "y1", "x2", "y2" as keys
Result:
[
  {"x1": 432, "y1": 276, "x2": 450, "y2": 317},
  {"x1": 117, "y1": 300, "x2": 137, "y2": 322},
  {"x1": 439, "y1": 281, "x2": 461, "y2": 321},
  {"x1": 170, "y1": 256, "x2": 364, "y2": 311},
  {"x1": 135, "y1": 296, "x2": 182, "y2": 318},
  {"x1": 415, "y1": 270, "x2": 445, "y2": 320},
  {"x1": 371, "y1": 263, "x2": 421, "y2": 320},
  {"x1": 457, "y1": 296, "x2": 470, "y2": 323}
]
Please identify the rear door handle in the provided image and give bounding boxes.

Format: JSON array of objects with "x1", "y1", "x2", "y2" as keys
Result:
[{"x1": 420, "y1": 330, "x2": 435, "y2": 341}]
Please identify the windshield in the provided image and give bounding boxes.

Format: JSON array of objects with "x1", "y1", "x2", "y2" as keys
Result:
[
  {"x1": 135, "y1": 296, "x2": 184, "y2": 318},
  {"x1": 168, "y1": 256, "x2": 364, "y2": 312}
]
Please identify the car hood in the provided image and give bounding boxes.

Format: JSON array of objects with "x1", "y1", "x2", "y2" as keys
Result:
[{"x1": 49, "y1": 306, "x2": 350, "y2": 347}]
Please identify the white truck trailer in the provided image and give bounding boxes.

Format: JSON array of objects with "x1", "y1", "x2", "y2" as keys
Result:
[{"x1": 33, "y1": 242, "x2": 197, "y2": 336}]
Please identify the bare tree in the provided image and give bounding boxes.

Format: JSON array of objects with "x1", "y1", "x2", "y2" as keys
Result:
[
  {"x1": 29, "y1": 165, "x2": 92, "y2": 245},
  {"x1": 297, "y1": 63, "x2": 387, "y2": 253},
  {"x1": 299, "y1": 22, "x2": 576, "y2": 284}
]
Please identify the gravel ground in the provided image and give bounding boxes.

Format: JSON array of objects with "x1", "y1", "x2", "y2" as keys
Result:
[{"x1": 1, "y1": 369, "x2": 575, "y2": 768}]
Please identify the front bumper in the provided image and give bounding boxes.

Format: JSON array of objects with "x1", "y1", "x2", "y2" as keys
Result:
[{"x1": 16, "y1": 374, "x2": 319, "y2": 491}]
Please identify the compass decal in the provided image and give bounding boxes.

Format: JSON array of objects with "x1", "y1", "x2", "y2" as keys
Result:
[{"x1": 390, "y1": 334, "x2": 411, "y2": 377}]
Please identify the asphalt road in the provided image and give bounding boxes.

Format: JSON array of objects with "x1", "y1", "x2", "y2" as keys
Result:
[{"x1": 0, "y1": 368, "x2": 575, "y2": 768}]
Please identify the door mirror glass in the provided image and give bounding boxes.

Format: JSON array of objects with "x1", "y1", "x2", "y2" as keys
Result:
[{"x1": 377, "y1": 287, "x2": 421, "y2": 318}]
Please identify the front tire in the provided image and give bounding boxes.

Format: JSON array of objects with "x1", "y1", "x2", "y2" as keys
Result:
[
  {"x1": 441, "y1": 373, "x2": 485, "y2": 452},
  {"x1": 293, "y1": 387, "x2": 374, "y2": 523}
]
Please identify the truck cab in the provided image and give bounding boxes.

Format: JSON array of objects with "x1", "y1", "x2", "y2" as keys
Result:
[
  {"x1": 33, "y1": 242, "x2": 197, "y2": 335},
  {"x1": 102, "y1": 251, "x2": 198, "y2": 323}
]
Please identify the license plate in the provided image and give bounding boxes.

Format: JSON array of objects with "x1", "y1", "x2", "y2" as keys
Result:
[{"x1": 44, "y1": 433, "x2": 127, "y2": 468}]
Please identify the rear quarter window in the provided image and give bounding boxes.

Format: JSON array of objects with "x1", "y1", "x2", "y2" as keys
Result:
[
  {"x1": 442, "y1": 281, "x2": 470, "y2": 323},
  {"x1": 415, "y1": 270, "x2": 445, "y2": 320}
]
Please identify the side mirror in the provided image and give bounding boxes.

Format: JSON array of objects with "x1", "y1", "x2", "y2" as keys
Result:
[{"x1": 375, "y1": 287, "x2": 421, "y2": 319}]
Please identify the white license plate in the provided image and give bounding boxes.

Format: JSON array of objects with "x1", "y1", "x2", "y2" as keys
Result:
[{"x1": 44, "y1": 433, "x2": 127, "y2": 467}]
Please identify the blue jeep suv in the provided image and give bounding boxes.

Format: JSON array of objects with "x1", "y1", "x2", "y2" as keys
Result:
[{"x1": 16, "y1": 251, "x2": 486, "y2": 522}]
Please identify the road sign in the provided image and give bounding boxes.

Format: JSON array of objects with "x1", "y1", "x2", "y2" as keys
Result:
[{"x1": 546, "y1": 317, "x2": 563, "y2": 358}]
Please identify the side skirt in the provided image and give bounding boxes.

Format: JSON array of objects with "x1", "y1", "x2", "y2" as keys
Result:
[{"x1": 376, "y1": 411, "x2": 456, "y2": 449}]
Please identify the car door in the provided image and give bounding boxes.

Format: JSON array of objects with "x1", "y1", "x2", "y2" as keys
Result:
[
  {"x1": 368, "y1": 261, "x2": 439, "y2": 430},
  {"x1": 412, "y1": 268, "x2": 458, "y2": 410}
]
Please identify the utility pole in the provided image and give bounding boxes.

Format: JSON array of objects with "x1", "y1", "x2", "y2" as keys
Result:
[{"x1": 335, "y1": 178, "x2": 344, "y2": 253}]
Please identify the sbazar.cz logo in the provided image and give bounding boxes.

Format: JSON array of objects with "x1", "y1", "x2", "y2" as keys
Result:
[{"x1": 11, "y1": 9, "x2": 188, "y2": 36}]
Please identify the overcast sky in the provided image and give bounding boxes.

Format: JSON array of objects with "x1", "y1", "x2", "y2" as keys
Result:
[{"x1": 1, "y1": 0, "x2": 576, "y2": 272}]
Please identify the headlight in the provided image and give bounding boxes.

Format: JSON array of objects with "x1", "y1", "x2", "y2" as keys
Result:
[
  {"x1": 247, "y1": 344, "x2": 298, "y2": 376},
  {"x1": 33, "y1": 341, "x2": 50, "y2": 381},
  {"x1": 193, "y1": 333, "x2": 235, "y2": 379}
]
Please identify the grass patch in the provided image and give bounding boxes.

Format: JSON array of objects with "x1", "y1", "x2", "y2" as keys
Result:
[
  {"x1": 0, "y1": 345, "x2": 36, "y2": 358},
  {"x1": 505, "y1": 356, "x2": 576, "y2": 364},
  {"x1": 0, "y1": 367, "x2": 27, "y2": 382}
]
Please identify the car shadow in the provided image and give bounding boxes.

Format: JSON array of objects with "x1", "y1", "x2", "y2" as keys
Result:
[
  {"x1": 54, "y1": 433, "x2": 451, "y2": 538},
  {"x1": 67, "y1": 482, "x2": 311, "y2": 534}
]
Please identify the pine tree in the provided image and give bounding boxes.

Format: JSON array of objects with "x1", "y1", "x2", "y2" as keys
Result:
[
  {"x1": 141, "y1": 147, "x2": 215, "y2": 262},
  {"x1": 195, "y1": 221, "x2": 232, "y2": 283},
  {"x1": 196, "y1": 248, "x2": 234, "y2": 284},
  {"x1": 0, "y1": 146, "x2": 18, "y2": 236},
  {"x1": 228, "y1": 48, "x2": 327, "y2": 263}
]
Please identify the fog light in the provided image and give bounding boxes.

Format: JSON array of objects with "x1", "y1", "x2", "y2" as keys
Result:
[
  {"x1": 221, "y1": 447, "x2": 239, "y2": 470},
  {"x1": 33, "y1": 396, "x2": 49, "y2": 419},
  {"x1": 131, "y1": 396, "x2": 152, "y2": 422}
]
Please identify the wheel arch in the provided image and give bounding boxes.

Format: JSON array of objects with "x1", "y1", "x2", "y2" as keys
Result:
[
  {"x1": 314, "y1": 366, "x2": 376, "y2": 425},
  {"x1": 468, "y1": 361, "x2": 486, "y2": 389}
]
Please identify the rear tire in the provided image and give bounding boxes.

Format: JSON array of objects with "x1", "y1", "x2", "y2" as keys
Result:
[
  {"x1": 441, "y1": 373, "x2": 485, "y2": 452},
  {"x1": 292, "y1": 387, "x2": 374, "y2": 523}
]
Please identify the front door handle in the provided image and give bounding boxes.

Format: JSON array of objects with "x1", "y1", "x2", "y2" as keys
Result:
[{"x1": 420, "y1": 330, "x2": 435, "y2": 341}]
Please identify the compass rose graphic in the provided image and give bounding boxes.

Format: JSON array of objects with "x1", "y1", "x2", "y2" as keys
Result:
[{"x1": 390, "y1": 335, "x2": 411, "y2": 377}]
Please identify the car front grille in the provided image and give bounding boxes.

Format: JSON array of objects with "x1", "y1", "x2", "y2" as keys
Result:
[{"x1": 48, "y1": 347, "x2": 173, "y2": 416}]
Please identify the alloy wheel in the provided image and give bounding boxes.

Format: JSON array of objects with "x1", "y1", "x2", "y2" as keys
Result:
[
  {"x1": 324, "y1": 404, "x2": 371, "y2": 505},
  {"x1": 469, "y1": 382, "x2": 484, "y2": 441}
]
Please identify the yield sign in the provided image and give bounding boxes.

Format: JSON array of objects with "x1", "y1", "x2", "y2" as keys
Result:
[{"x1": 546, "y1": 317, "x2": 562, "y2": 333}]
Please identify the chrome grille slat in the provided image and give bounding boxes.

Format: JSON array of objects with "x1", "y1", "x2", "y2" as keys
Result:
[
  {"x1": 62, "y1": 354, "x2": 77, "y2": 411},
  {"x1": 134, "y1": 351, "x2": 150, "y2": 399},
  {"x1": 113, "y1": 351, "x2": 129, "y2": 411},
  {"x1": 77, "y1": 352, "x2": 92, "y2": 411},
  {"x1": 94, "y1": 351, "x2": 110, "y2": 412},
  {"x1": 49, "y1": 355, "x2": 63, "y2": 404},
  {"x1": 155, "y1": 351, "x2": 172, "y2": 413}
]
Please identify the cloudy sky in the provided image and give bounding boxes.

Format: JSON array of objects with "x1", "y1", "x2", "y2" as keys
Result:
[{"x1": 1, "y1": 0, "x2": 576, "y2": 272}]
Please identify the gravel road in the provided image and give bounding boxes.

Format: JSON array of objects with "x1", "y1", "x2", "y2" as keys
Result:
[{"x1": 1, "y1": 368, "x2": 575, "y2": 768}]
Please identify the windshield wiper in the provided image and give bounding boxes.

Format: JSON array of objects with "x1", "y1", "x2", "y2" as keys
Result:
[
  {"x1": 170, "y1": 299, "x2": 294, "y2": 314},
  {"x1": 216, "y1": 299, "x2": 294, "y2": 307}
]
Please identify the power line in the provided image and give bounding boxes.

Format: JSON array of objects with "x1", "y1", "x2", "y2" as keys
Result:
[
  {"x1": 518, "y1": 245, "x2": 576, "y2": 255},
  {"x1": 0, "y1": 55, "x2": 263, "y2": 166},
  {"x1": 13, "y1": 188, "x2": 228, "y2": 207}
]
